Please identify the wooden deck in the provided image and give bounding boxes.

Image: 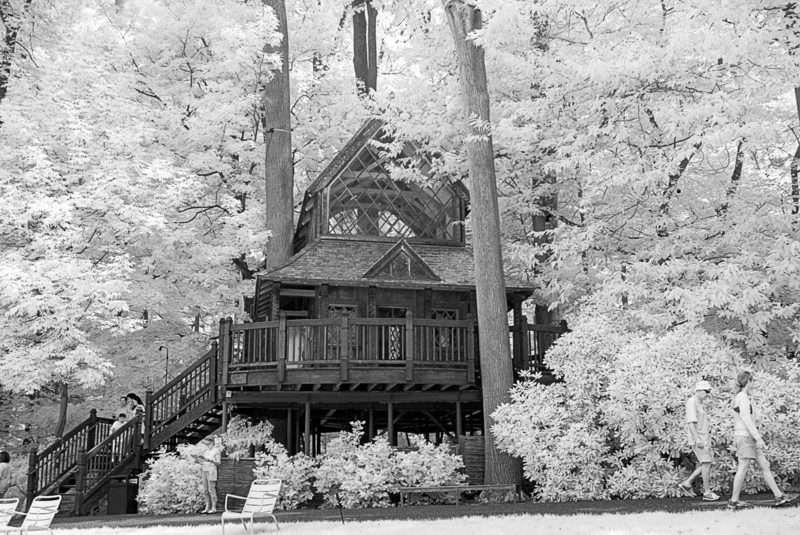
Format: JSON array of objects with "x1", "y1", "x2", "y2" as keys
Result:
[{"x1": 218, "y1": 315, "x2": 476, "y2": 391}]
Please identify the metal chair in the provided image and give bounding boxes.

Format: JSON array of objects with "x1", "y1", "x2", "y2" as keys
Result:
[{"x1": 220, "y1": 479, "x2": 281, "y2": 533}]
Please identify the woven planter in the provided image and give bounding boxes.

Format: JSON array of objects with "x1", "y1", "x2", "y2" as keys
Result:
[{"x1": 216, "y1": 457, "x2": 257, "y2": 502}]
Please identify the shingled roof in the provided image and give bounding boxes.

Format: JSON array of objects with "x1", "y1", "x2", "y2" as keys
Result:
[{"x1": 260, "y1": 236, "x2": 533, "y2": 293}]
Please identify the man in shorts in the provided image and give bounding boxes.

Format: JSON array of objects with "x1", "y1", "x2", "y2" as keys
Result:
[{"x1": 677, "y1": 380, "x2": 720, "y2": 501}]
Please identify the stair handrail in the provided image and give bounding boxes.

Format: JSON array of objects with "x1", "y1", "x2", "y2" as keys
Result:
[
  {"x1": 26, "y1": 409, "x2": 114, "y2": 502},
  {"x1": 146, "y1": 344, "x2": 218, "y2": 449},
  {"x1": 73, "y1": 413, "x2": 143, "y2": 515}
]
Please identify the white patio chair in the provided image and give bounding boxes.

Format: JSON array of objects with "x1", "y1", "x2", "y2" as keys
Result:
[
  {"x1": 0, "y1": 495, "x2": 61, "y2": 535},
  {"x1": 0, "y1": 499, "x2": 19, "y2": 527},
  {"x1": 220, "y1": 478, "x2": 281, "y2": 534}
]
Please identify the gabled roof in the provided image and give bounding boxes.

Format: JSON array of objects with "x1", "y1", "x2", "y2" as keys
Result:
[
  {"x1": 260, "y1": 236, "x2": 533, "y2": 293},
  {"x1": 306, "y1": 118, "x2": 384, "y2": 194},
  {"x1": 363, "y1": 239, "x2": 441, "y2": 281}
]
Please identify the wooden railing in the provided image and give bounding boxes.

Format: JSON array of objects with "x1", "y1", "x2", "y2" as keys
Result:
[
  {"x1": 511, "y1": 321, "x2": 568, "y2": 373},
  {"x1": 74, "y1": 414, "x2": 142, "y2": 515},
  {"x1": 146, "y1": 345, "x2": 218, "y2": 450},
  {"x1": 223, "y1": 314, "x2": 476, "y2": 383},
  {"x1": 26, "y1": 409, "x2": 114, "y2": 504}
]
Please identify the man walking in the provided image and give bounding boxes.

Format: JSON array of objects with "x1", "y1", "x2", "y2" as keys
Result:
[{"x1": 678, "y1": 380, "x2": 720, "y2": 501}]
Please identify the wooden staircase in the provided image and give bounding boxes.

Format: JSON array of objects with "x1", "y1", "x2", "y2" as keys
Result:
[{"x1": 26, "y1": 343, "x2": 222, "y2": 516}]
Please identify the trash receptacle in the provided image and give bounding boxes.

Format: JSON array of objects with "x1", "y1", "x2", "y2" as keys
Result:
[{"x1": 108, "y1": 475, "x2": 139, "y2": 514}]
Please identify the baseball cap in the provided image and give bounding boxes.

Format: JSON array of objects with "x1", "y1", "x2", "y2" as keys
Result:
[{"x1": 695, "y1": 380, "x2": 712, "y2": 391}]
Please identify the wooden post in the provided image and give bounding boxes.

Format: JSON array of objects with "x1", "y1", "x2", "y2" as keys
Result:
[
  {"x1": 512, "y1": 296, "x2": 523, "y2": 371},
  {"x1": 387, "y1": 402, "x2": 396, "y2": 447},
  {"x1": 219, "y1": 317, "x2": 233, "y2": 394},
  {"x1": 304, "y1": 402, "x2": 312, "y2": 454},
  {"x1": 404, "y1": 310, "x2": 414, "y2": 382},
  {"x1": 466, "y1": 314, "x2": 475, "y2": 383},
  {"x1": 368, "y1": 409, "x2": 375, "y2": 440},
  {"x1": 221, "y1": 401, "x2": 230, "y2": 433},
  {"x1": 277, "y1": 313, "x2": 287, "y2": 383},
  {"x1": 287, "y1": 408, "x2": 294, "y2": 455},
  {"x1": 74, "y1": 449, "x2": 87, "y2": 516},
  {"x1": 25, "y1": 449, "x2": 37, "y2": 512},
  {"x1": 368, "y1": 286, "x2": 377, "y2": 357},
  {"x1": 210, "y1": 341, "x2": 219, "y2": 402},
  {"x1": 339, "y1": 315, "x2": 350, "y2": 381},
  {"x1": 456, "y1": 401, "x2": 463, "y2": 438},
  {"x1": 87, "y1": 409, "x2": 97, "y2": 449},
  {"x1": 144, "y1": 389, "x2": 153, "y2": 451},
  {"x1": 520, "y1": 316, "x2": 530, "y2": 370}
]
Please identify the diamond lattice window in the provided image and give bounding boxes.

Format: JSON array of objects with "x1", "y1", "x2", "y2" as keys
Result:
[
  {"x1": 326, "y1": 143, "x2": 460, "y2": 240},
  {"x1": 431, "y1": 309, "x2": 458, "y2": 348}
]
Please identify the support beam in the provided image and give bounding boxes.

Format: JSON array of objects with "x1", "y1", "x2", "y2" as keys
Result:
[
  {"x1": 368, "y1": 409, "x2": 375, "y2": 440},
  {"x1": 422, "y1": 410, "x2": 453, "y2": 438},
  {"x1": 320, "y1": 409, "x2": 337, "y2": 427},
  {"x1": 304, "y1": 402, "x2": 312, "y2": 454},
  {"x1": 456, "y1": 401, "x2": 463, "y2": 438},
  {"x1": 388, "y1": 402, "x2": 396, "y2": 447},
  {"x1": 287, "y1": 408, "x2": 294, "y2": 454}
]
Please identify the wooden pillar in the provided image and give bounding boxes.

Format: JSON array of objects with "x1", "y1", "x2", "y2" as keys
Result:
[
  {"x1": 456, "y1": 400, "x2": 463, "y2": 438},
  {"x1": 270, "y1": 281, "x2": 281, "y2": 320},
  {"x1": 143, "y1": 389, "x2": 153, "y2": 450},
  {"x1": 277, "y1": 313, "x2": 287, "y2": 383},
  {"x1": 287, "y1": 408, "x2": 294, "y2": 455},
  {"x1": 512, "y1": 295, "x2": 524, "y2": 371},
  {"x1": 368, "y1": 286, "x2": 377, "y2": 358},
  {"x1": 423, "y1": 288, "x2": 432, "y2": 318},
  {"x1": 304, "y1": 402, "x2": 311, "y2": 454},
  {"x1": 319, "y1": 284, "x2": 329, "y2": 318},
  {"x1": 368, "y1": 409, "x2": 375, "y2": 440},
  {"x1": 404, "y1": 310, "x2": 414, "y2": 382},
  {"x1": 340, "y1": 315, "x2": 350, "y2": 381},
  {"x1": 25, "y1": 449, "x2": 37, "y2": 512},
  {"x1": 74, "y1": 449, "x2": 87, "y2": 516},
  {"x1": 466, "y1": 314, "x2": 476, "y2": 383},
  {"x1": 219, "y1": 318, "x2": 233, "y2": 394},
  {"x1": 221, "y1": 401, "x2": 230, "y2": 433},
  {"x1": 387, "y1": 402, "x2": 396, "y2": 447}
]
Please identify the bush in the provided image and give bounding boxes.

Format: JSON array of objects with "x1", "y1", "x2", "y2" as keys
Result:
[
  {"x1": 492, "y1": 312, "x2": 800, "y2": 501},
  {"x1": 137, "y1": 443, "x2": 206, "y2": 514},
  {"x1": 253, "y1": 443, "x2": 317, "y2": 510},
  {"x1": 221, "y1": 416, "x2": 274, "y2": 460},
  {"x1": 313, "y1": 422, "x2": 466, "y2": 508}
]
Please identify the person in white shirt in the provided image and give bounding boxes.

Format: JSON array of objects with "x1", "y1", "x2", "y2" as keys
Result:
[
  {"x1": 197, "y1": 436, "x2": 223, "y2": 513},
  {"x1": 727, "y1": 371, "x2": 797, "y2": 509},
  {"x1": 677, "y1": 380, "x2": 719, "y2": 501}
]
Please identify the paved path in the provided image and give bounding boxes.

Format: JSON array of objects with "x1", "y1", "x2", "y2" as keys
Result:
[{"x1": 52, "y1": 493, "x2": 796, "y2": 529}]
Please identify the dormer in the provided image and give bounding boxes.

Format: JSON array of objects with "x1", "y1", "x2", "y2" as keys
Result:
[{"x1": 293, "y1": 119, "x2": 469, "y2": 252}]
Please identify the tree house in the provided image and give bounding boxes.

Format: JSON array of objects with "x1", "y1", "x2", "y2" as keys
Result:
[{"x1": 223, "y1": 119, "x2": 543, "y2": 452}]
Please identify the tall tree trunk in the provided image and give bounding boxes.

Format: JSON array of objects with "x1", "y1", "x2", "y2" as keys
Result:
[
  {"x1": 352, "y1": 0, "x2": 377, "y2": 96},
  {"x1": 54, "y1": 383, "x2": 69, "y2": 438},
  {"x1": 442, "y1": 0, "x2": 521, "y2": 486},
  {"x1": 792, "y1": 88, "x2": 800, "y2": 217},
  {"x1": 0, "y1": 0, "x2": 30, "y2": 118},
  {"x1": 262, "y1": 0, "x2": 294, "y2": 270}
]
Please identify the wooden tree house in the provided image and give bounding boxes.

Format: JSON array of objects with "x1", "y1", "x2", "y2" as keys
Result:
[{"x1": 25, "y1": 120, "x2": 565, "y2": 515}]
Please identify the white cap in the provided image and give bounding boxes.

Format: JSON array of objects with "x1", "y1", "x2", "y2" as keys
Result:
[{"x1": 695, "y1": 380, "x2": 712, "y2": 391}]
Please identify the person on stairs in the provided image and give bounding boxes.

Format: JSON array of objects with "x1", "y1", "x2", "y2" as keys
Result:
[{"x1": 199, "y1": 436, "x2": 223, "y2": 514}]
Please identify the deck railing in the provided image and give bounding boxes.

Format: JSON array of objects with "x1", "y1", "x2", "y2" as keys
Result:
[
  {"x1": 74, "y1": 414, "x2": 142, "y2": 515},
  {"x1": 25, "y1": 409, "x2": 114, "y2": 503},
  {"x1": 223, "y1": 314, "x2": 476, "y2": 382},
  {"x1": 510, "y1": 321, "x2": 568, "y2": 373},
  {"x1": 146, "y1": 345, "x2": 218, "y2": 450}
]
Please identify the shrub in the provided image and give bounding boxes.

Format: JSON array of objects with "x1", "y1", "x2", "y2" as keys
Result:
[
  {"x1": 492, "y1": 312, "x2": 800, "y2": 501},
  {"x1": 221, "y1": 415, "x2": 275, "y2": 460},
  {"x1": 137, "y1": 443, "x2": 206, "y2": 514},
  {"x1": 253, "y1": 442, "x2": 317, "y2": 510},
  {"x1": 313, "y1": 422, "x2": 466, "y2": 508}
]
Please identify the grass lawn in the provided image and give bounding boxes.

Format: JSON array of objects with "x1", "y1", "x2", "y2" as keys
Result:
[{"x1": 49, "y1": 508, "x2": 800, "y2": 535}]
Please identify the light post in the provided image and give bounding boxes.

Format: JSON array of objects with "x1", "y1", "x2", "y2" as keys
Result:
[{"x1": 159, "y1": 345, "x2": 170, "y2": 386}]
